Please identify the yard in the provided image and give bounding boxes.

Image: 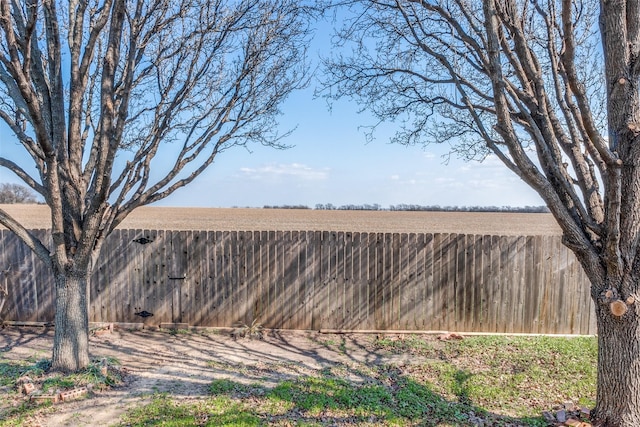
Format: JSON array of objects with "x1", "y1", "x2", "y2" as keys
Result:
[{"x1": 0, "y1": 326, "x2": 595, "y2": 426}]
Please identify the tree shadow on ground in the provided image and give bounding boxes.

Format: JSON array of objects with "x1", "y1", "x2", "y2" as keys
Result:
[
  {"x1": 2, "y1": 328, "x2": 573, "y2": 426},
  {"x1": 115, "y1": 350, "x2": 548, "y2": 427},
  {"x1": 200, "y1": 366, "x2": 546, "y2": 427}
]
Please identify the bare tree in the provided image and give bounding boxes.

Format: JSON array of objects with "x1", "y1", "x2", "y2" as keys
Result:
[
  {"x1": 0, "y1": 0, "x2": 313, "y2": 372},
  {"x1": 0, "y1": 183, "x2": 38, "y2": 203},
  {"x1": 322, "y1": 0, "x2": 639, "y2": 424}
]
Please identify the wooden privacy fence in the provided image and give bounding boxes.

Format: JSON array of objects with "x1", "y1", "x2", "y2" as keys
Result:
[{"x1": 0, "y1": 229, "x2": 596, "y2": 334}]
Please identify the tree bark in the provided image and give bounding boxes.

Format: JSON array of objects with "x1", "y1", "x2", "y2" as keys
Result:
[
  {"x1": 51, "y1": 268, "x2": 90, "y2": 372},
  {"x1": 592, "y1": 292, "x2": 640, "y2": 426}
]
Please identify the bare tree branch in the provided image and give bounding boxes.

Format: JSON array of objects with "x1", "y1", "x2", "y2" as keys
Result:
[
  {"x1": 320, "y1": 0, "x2": 608, "y2": 281},
  {"x1": 0, "y1": 0, "x2": 314, "y2": 371}
]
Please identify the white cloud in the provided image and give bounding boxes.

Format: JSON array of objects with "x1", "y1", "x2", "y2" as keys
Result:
[{"x1": 239, "y1": 163, "x2": 329, "y2": 181}]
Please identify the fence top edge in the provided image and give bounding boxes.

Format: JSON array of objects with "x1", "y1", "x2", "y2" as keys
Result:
[
  {"x1": 94, "y1": 229, "x2": 556, "y2": 238},
  {"x1": 1, "y1": 227, "x2": 559, "y2": 239}
]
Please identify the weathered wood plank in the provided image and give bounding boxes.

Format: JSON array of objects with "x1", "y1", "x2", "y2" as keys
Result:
[
  {"x1": 486, "y1": 236, "x2": 499, "y2": 333},
  {"x1": 264, "y1": 230, "x2": 276, "y2": 327},
  {"x1": 399, "y1": 233, "x2": 414, "y2": 329},
  {"x1": 365, "y1": 232, "x2": 377, "y2": 330},
  {"x1": 310, "y1": 231, "x2": 322, "y2": 330},
  {"x1": 556, "y1": 239, "x2": 570, "y2": 334},
  {"x1": 221, "y1": 231, "x2": 233, "y2": 326},
  {"x1": 288, "y1": 231, "x2": 302, "y2": 329},
  {"x1": 546, "y1": 236, "x2": 560, "y2": 334},
  {"x1": 338, "y1": 231, "x2": 348, "y2": 329},
  {"x1": 315, "y1": 231, "x2": 329, "y2": 329},
  {"x1": 514, "y1": 236, "x2": 528, "y2": 333},
  {"x1": 303, "y1": 231, "x2": 316, "y2": 330},
  {"x1": 453, "y1": 234, "x2": 465, "y2": 332},
  {"x1": 281, "y1": 231, "x2": 292, "y2": 328},
  {"x1": 498, "y1": 236, "x2": 512, "y2": 333},
  {"x1": 567, "y1": 248, "x2": 583, "y2": 335},
  {"x1": 443, "y1": 233, "x2": 457, "y2": 331},
  {"x1": 423, "y1": 234, "x2": 435, "y2": 330},
  {"x1": 243, "y1": 231, "x2": 257, "y2": 325},
  {"x1": 372, "y1": 233, "x2": 383, "y2": 329},
  {"x1": 191, "y1": 231, "x2": 205, "y2": 326},
  {"x1": 351, "y1": 232, "x2": 365, "y2": 330},
  {"x1": 462, "y1": 235, "x2": 475, "y2": 332},
  {"x1": 523, "y1": 236, "x2": 539, "y2": 334},
  {"x1": 151, "y1": 230, "x2": 168, "y2": 325}
]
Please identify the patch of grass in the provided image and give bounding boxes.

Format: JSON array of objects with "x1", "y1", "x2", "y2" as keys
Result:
[
  {"x1": 0, "y1": 357, "x2": 50, "y2": 387},
  {"x1": 118, "y1": 394, "x2": 260, "y2": 427},
  {"x1": 209, "y1": 379, "x2": 264, "y2": 397},
  {"x1": 387, "y1": 335, "x2": 597, "y2": 419},
  {"x1": 41, "y1": 376, "x2": 75, "y2": 393},
  {"x1": 118, "y1": 393, "x2": 199, "y2": 426},
  {"x1": 373, "y1": 334, "x2": 442, "y2": 357},
  {"x1": 119, "y1": 335, "x2": 595, "y2": 426},
  {"x1": 449, "y1": 335, "x2": 597, "y2": 411},
  {"x1": 269, "y1": 376, "x2": 394, "y2": 418},
  {"x1": 0, "y1": 400, "x2": 53, "y2": 427},
  {"x1": 231, "y1": 319, "x2": 264, "y2": 340},
  {"x1": 0, "y1": 362, "x2": 27, "y2": 387},
  {"x1": 38, "y1": 357, "x2": 123, "y2": 393},
  {"x1": 0, "y1": 356, "x2": 124, "y2": 426}
]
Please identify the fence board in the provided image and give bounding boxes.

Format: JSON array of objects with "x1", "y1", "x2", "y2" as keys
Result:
[
  {"x1": 154, "y1": 230, "x2": 169, "y2": 325},
  {"x1": 462, "y1": 235, "x2": 474, "y2": 332},
  {"x1": 3, "y1": 232, "x2": 21, "y2": 321},
  {"x1": 341, "y1": 232, "x2": 350, "y2": 329},
  {"x1": 489, "y1": 236, "x2": 500, "y2": 333},
  {"x1": 281, "y1": 231, "x2": 292, "y2": 328},
  {"x1": 526, "y1": 236, "x2": 541, "y2": 334},
  {"x1": 183, "y1": 231, "x2": 195, "y2": 325},
  {"x1": 445, "y1": 234, "x2": 457, "y2": 330}
]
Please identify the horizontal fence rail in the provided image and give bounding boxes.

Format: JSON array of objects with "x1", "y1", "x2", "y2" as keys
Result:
[{"x1": 0, "y1": 229, "x2": 596, "y2": 334}]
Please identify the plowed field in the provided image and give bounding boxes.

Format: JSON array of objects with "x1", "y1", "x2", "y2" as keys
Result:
[{"x1": 0, "y1": 204, "x2": 562, "y2": 235}]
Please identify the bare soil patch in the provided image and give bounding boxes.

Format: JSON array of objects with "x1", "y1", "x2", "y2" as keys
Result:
[
  {"x1": 0, "y1": 327, "x2": 437, "y2": 427},
  {"x1": 0, "y1": 205, "x2": 561, "y2": 235}
]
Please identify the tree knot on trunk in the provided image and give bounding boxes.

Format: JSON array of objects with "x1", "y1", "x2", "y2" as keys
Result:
[
  {"x1": 600, "y1": 288, "x2": 636, "y2": 317},
  {"x1": 627, "y1": 122, "x2": 640, "y2": 135}
]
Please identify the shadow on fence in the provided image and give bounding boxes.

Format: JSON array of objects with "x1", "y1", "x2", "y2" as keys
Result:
[{"x1": 0, "y1": 229, "x2": 595, "y2": 334}]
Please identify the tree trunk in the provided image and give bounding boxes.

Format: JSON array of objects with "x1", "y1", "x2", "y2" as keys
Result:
[
  {"x1": 593, "y1": 299, "x2": 640, "y2": 426},
  {"x1": 51, "y1": 269, "x2": 90, "y2": 372}
]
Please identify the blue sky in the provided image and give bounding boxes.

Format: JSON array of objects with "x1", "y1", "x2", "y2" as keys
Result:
[
  {"x1": 0, "y1": 13, "x2": 545, "y2": 210},
  {"x1": 159, "y1": 14, "x2": 545, "y2": 209},
  {"x1": 160, "y1": 87, "x2": 543, "y2": 208},
  {"x1": 0, "y1": 76, "x2": 544, "y2": 209}
]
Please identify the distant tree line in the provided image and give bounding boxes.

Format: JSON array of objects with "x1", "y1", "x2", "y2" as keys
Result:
[
  {"x1": 0, "y1": 183, "x2": 39, "y2": 204},
  {"x1": 263, "y1": 205, "x2": 312, "y2": 210},
  {"x1": 315, "y1": 203, "x2": 382, "y2": 211},
  {"x1": 387, "y1": 204, "x2": 550, "y2": 213},
  {"x1": 262, "y1": 203, "x2": 550, "y2": 213}
]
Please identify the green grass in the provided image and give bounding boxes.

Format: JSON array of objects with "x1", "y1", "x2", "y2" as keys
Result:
[
  {"x1": 268, "y1": 376, "x2": 394, "y2": 417},
  {"x1": 0, "y1": 356, "x2": 123, "y2": 426},
  {"x1": 0, "y1": 357, "x2": 50, "y2": 387},
  {"x1": 120, "y1": 371, "x2": 543, "y2": 426},
  {"x1": 373, "y1": 334, "x2": 597, "y2": 409},
  {"x1": 119, "y1": 394, "x2": 261, "y2": 427},
  {"x1": 118, "y1": 335, "x2": 596, "y2": 426},
  {"x1": 2, "y1": 335, "x2": 596, "y2": 426}
]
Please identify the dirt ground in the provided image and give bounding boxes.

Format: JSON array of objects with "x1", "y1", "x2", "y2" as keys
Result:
[
  {"x1": 0, "y1": 326, "x2": 432, "y2": 427},
  {"x1": 0, "y1": 204, "x2": 562, "y2": 235}
]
